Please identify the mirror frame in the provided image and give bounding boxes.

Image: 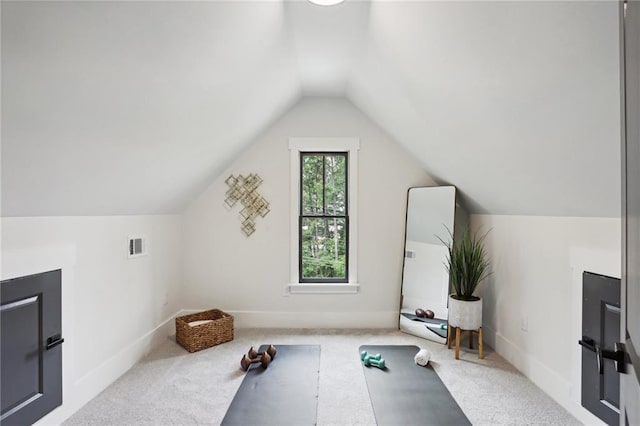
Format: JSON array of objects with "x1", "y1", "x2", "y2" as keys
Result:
[{"x1": 398, "y1": 185, "x2": 467, "y2": 344}]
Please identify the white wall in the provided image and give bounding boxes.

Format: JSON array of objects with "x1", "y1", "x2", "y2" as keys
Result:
[
  {"x1": 1, "y1": 215, "x2": 182, "y2": 424},
  {"x1": 471, "y1": 214, "x2": 620, "y2": 425},
  {"x1": 182, "y1": 97, "x2": 436, "y2": 328}
]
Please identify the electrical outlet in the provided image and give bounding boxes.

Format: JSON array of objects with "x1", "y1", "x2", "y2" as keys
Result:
[{"x1": 520, "y1": 314, "x2": 528, "y2": 332}]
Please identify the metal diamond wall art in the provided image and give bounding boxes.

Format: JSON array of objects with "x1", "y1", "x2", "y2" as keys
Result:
[{"x1": 224, "y1": 173, "x2": 270, "y2": 237}]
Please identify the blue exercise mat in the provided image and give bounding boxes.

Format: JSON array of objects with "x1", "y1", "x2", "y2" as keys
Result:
[{"x1": 360, "y1": 345, "x2": 471, "y2": 426}]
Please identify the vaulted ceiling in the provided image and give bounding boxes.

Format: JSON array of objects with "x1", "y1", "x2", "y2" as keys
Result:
[{"x1": 1, "y1": 1, "x2": 621, "y2": 217}]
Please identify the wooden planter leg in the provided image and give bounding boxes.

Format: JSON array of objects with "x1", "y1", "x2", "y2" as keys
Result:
[
  {"x1": 469, "y1": 330, "x2": 474, "y2": 349},
  {"x1": 455, "y1": 327, "x2": 461, "y2": 359},
  {"x1": 447, "y1": 324, "x2": 452, "y2": 349},
  {"x1": 479, "y1": 327, "x2": 484, "y2": 359}
]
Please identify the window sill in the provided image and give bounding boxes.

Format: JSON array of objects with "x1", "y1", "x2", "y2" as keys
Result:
[{"x1": 288, "y1": 283, "x2": 360, "y2": 294}]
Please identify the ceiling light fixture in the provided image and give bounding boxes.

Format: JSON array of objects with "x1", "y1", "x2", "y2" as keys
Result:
[{"x1": 307, "y1": 0, "x2": 345, "y2": 6}]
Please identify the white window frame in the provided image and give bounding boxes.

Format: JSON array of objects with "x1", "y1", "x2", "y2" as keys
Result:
[{"x1": 288, "y1": 137, "x2": 360, "y2": 294}]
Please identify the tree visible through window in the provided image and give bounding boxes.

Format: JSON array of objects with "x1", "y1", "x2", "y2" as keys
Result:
[{"x1": 300, "y1": 152, "x2": 348, "y2": 282}]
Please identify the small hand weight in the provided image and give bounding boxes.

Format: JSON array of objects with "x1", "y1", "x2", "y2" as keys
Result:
[{"x1": 240, "y1": 352, "x2": 271, "y2": 371}]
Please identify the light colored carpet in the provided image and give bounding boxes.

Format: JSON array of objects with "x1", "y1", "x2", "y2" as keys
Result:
[{"x1": 64, "y1": 328, "x2": 580, "y2": 425}]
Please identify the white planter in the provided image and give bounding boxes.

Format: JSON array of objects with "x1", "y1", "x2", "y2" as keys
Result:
[{"x1": 448, "y1": 295, "x2": 483, "y2": 330}]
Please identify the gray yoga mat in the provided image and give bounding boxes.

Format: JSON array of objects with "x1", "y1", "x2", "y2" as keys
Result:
[
  {"x1": 401, "y1": 312, "x2": 447, "y2": 325},
  {"x1": 359, "y1": 345, "x2": 471, "y2": 426},
  {"x1": 221, "y1": 344, "x2": 320, "y2": 426},
  {"x1": 425, "y1": 324, "x2": 448, "y2": 339}
]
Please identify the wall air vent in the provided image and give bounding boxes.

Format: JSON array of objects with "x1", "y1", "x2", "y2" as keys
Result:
[{"x1": 128, "y1": 236, "x2": 147, "y2": 258}]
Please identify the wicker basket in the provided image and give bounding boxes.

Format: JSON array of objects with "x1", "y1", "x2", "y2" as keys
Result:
[{"x1": 175, "y1": 309, "x2": 234, "y2": 352}]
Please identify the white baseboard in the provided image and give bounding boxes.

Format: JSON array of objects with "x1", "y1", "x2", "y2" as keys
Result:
[
  {"x1": 180, "y1": 309, "x2": 399, "y2": 329},
  {"x1": 35, "y1": 311, "x2": 181, "y2": 426},
  {"x1": 31, "y1": 310, "x2": 605, "y2": 425},
  {"x1": 483, "y1": 324, "x2": 605, "y2": 426}
]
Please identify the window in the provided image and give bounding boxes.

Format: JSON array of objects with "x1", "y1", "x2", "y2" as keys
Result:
[
  {"x1": 289, "y1": 138, "x2": 360, "y2": 293},
  {"x1": 300, "y1": 153, "x2": 348, "y2": 282}
]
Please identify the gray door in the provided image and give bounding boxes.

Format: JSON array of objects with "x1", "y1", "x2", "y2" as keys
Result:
[
  {"x1": 1, "y1": 270, "x2": 63, "y2": 425},
  {"x1": 621, "y1": 0, "x2": 640, "y2": 424},
  {"x1": 581, "y1": 272, "x2": 621, "y2": 425}
]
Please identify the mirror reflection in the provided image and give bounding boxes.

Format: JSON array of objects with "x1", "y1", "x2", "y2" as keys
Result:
[{"x1": 399, "y1": 186, "x2": 457, "y2": 344}]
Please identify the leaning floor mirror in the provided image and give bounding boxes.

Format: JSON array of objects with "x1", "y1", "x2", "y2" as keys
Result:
[{"x1": 399, "y1": 186, "x2": 465, "y2": 344}]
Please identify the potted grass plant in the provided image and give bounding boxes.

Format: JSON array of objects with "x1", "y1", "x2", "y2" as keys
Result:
[{"x1": 439, "y1": 227, "x2": 491, "y2": 330}]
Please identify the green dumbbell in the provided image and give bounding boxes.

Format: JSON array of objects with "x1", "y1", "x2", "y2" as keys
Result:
[
  {"x1": 363, "y1": 355, "x2": 386, "y2": 369},
  {"x1": 360, "y1": 351, "x2": 382, "y2": 361}
]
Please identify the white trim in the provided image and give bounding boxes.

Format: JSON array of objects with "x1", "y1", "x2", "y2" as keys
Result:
[
  {"x1": 289, "y1": 137, "x2": 360, "y2": 152},
  {"x1": 182, "y1": 308, "x2": 397, "y2": 328},
  {"x1": 72, "y1": 310, "x2": 178, "y2": 387},
  {"x1": 35, "y1": 310, "x2": 180, "y2": 425},
  {"x1": 482, "y1": 324, "x2": 607, "y2": 426},
  {"x1": 288, "y1": 283, "x2": 360, "y2": 294},
  {"x1": 288, "y1": 137, "x2": 360, "y2": 289}
]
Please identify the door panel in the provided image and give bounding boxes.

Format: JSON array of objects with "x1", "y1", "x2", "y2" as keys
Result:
[
  {"x1": 1, "y1": 295, "x2": 42, "y2": 416},
  {"x1": 621, "y1": 0, "x2": 640, "y2": 424},
  {"x1": 581, "y1": 272, "x2": 621, "y2": 426},
  {"x1": 0, "y1": 270, "x2": 63, "y2": 426}
]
